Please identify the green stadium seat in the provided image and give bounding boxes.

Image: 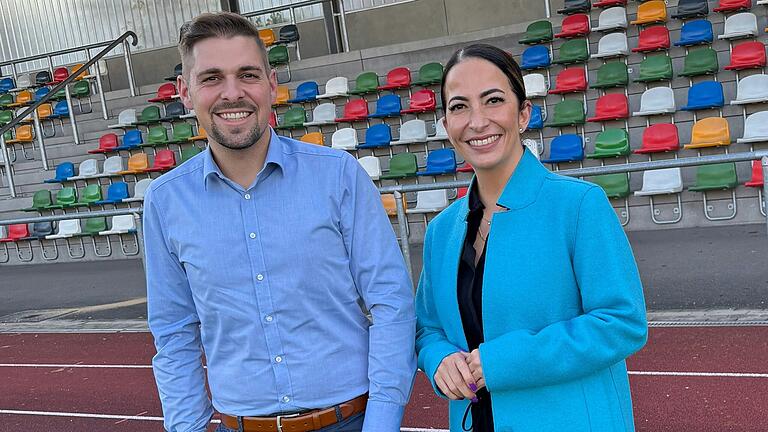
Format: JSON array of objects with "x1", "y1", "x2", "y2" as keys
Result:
[
  {"x1": 82, "y1": 217, "x2": 109, "y2": 236},
  {"x1": 589, "y1": 173, "x2": 630, "y2": 198},
  {"x1": 169, "y1": 123, "x2": 194, "y2": 143},
  {"x1": 679, "y1": 48, "x2": 719, "y2": 77},
  {"x1": 276, "y1": 107, "x2": 306, "y2": 129},
  {"x1": 412, "y1": 62, "x2": 443, "y2": 86},
  {"x1": 554, "y1": 39, "x2": 589, "y2": 64},
  {"x1": 689, "y1": 163, "x2": 738, "y2": 191},
  {"x1": 349, "y1": 72, "x2": 379, "y2": 95},
  {"x1": 591, "y1": 61, "x2": 629, "y2": 88},
  {"x1": 180, "y1": 146, "x2": 202, "y2": 164},
  {"x1": 635, "y1": 54, "x2": 673, "y2": 82},
  {"x1": 586, "y1": 129, "x2": 630, "y2": 158},
  {"x1": 51, "y1": 187, "x2": 78, "y2": 209},
  {"x1": 546, "y1": 99, "x2": 585, "y2": 127},
  {"x1": 136, "y1": 106, "x2": 162, "y2": 125},
  {"x1": 381, "y1": 153, "x2": 418, "y2": 179},
  {"x1": 519, "y1": 20, "x2": 554, "y2": 44},
  {"x1": 144, "y1": 126, "x2": 170, "y2": 146},
  {"x1": 23, "y1": 190, "x2": 53, "y2": 212},
  {"x1": 268, "y1": 45, "x2": 289, "y2": 66},
  {"x1": 76, "y1": 184, "x2": 103, "y2": 207}
]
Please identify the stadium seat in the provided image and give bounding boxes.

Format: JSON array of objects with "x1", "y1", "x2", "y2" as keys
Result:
[
  {"x1": 35, "y1": 71, "x2": 52, "y2": 87},
  {"x1": 331, "y1": 128, "x2": 358, "y2": 150},
  {"x1": 587, "y1": 94, "x2": 629, "y2": 121},
  {"x1": 633, "y1": 87, "x2": 676, "y2": 116},
  {"x1": 679, "y1": 47, "x2": 719, "y2": 76},
  {"x1": 287, "y1": 81, "x2": 319, "y2": 103},
  {"x1": 276, "y1": 24, "x2": 300, "y2": 45},
  {"x1": 68, "y1": 159, "x2": 99, "y2": 181},
  {"x1": 146, "y1": 149, "x2": 176, "y2": 172},
  {"x1": 519, "y1": 20, "x2": 554, "y2": 44},
  {"x1": 273, "y1": 85, "x2": 290, "y2": 106},
  {"x1": 23, "y1": 190, "x2": 53, "y2": 212},
  {"x1": 378, "y1": 67, "x2": 411, "y2": 90},
  {"x1": 587, "y1": 128, "x2": 630, "y2": 158},
  {"x1": 546, "y1": 99, "x2": 585, "y2": 126},
  {"x1": 45, "y1": 219, "x2": 81, "y2": 239},
  {"x1": 632, "y1": 25, "x2": 671, "y2": 52},
  {"x1": 124, "y1": 178, "x2": 153, "y2": 202},
  {"x1": 44, "y1": 162, "x2": 75, "y2": 184},
  {"x1": 391, "y1": 119, "x2": 428, "y2": 145},
  {"x1": 521, "y1": 45, "x2": 551, "y2": 70},
  {"x1": 0, "y1": 224, "x2": 30, "y2": 243},
  {"x1": 713, "y1": 0, "x2": 752, "y2": 13},
  {"x1": 148, "y1": 83, "x2": 176, "y2": 103},
  {"x1": 300, "y1": 132, "x2": 324, "y2": 146},
  {"x1": 8, "y1": 90, "x2": 33, "y2": 107},
  {"x1": 35, "y1": 103, "x2": 54, "y2": 121},
  {"x1": 689, "y1": 163, "x2": 738, "y2": 192},
  {"x1": 47, "y1": 100, "x2": 70, "y2": 119},
  {"x1": 116, "y1": 129, "x2": 143, "y2": 151},
  {"x1": 76, "y1": 184, "x2": 104, "y2": 207},
  {"x1": 745, "y1": 160, "x2": 765, "y2": 187},
  {"x1": 674, "y1": 19, "x2": 714, "y2": 46},
  {"x1": 558, "y1": 0, "x2": 591, "y2": 15},
  {"x1": 303, "y1": 103, "x2": 337, "y2": 126},
  {"x1": 555, "y1": 14, "x2": 591, "y2": 38},
  {"x1": 528, "y1": 105, "x2": 545, "y2": 130},
  {"x1": 29, "y1": 221, "x2": 55, "y2": 240},
  {"x1": 368, "y1": 94, "x2": 401, "y2": 118},
  {"x1": 549, "y1": 68, "x2": 587, "y2": 94},
  {"x1": 357, "y1": 123, "x2": 391, "y2": 149},
  {"x1": 71, "y1": 80, "x2": 91, "y2": 99},
  {"x1": 417, "y1": 149, "x2": 457, "y2": 176},
  {"x1": 634, "y1": 123, "x2": 680, "y2": 153},
  {"x1": 95, "y1": 182, "x2": 130, "y2": 205},
  {"x1": 592, "y1": 7, "x2": 627, "y2": 32},
  {"x1": 0, "y1": 110, "x2": 11, "y2": 125},
  {"x1": 165, "y1": 63, "x2": 183, "y2": 82},
  {"x1": 684, "y1": 117, "x2": 731, "y2": 149},
  {"x1": 33, "y1": 86, "x2": 50, "y2": 102},
  {"x1": 737, "y1": 111, "x2": 768, "y2": 143},
  {"x1": 725, "y1": 41, "x2": 766, "y2": 70},
  {"x1": 100, "y1": 156, "x2": 124, "y2": 177},
  {"x1": 0, "y1": 77, "x2": 15, "y2": 93},
  {"x1": 681, "y1": 81, "x2": 724, "y2": 111},
  {"x1": 51, "y1": 187, "x2": 78, "y2": 209},
  {"x1": 554, "y1": 38, "x2": 590, "y2": 64},
  {"x1": 349, "y1": 71, "x2": 379, "y2": 95},
  {"x1": 69, "y1": 63, "x2": 89, "y2": 81},
  {"x1": 119, "y1": 153, "x2": 150, "y2": 174},
  {"x1": 381, "y1": 153, "x2": 418, "y2": 179},
  {"x1": 358, "y1": 156, "x2": 382, "y2": 180},
  {"x1": 730, "y1": 74, "x2": 768, "y2": 104},
  {"x1": 381, "y1": 194, "x2": 408, "y2": 216},
  {"x1": 591, "y1": 32, "x2": 629, "y2": 58},
  {"x1": 593, "y1": 0, "x2": 626, "y2": 8},
  {"x1": 276, "y1": 107, "x2": 306, "y2": 129},
  {"x1": 411, "y1": 62, "x2": 443, "y2": 87},
  {"x1": 268, "y1": 45, "x2": 289, "y2": 66},
  {"x1": 316, "y1": 77, "x2": 349, "y2": 99},
  {"x1": 144, "y1": 126, "x2": 169, "y2": 146},
  {"x1": 588, "y1": 173, "x2": 630, "y2": 198},
  {"x1": 409, "y1": 190, "x2": 449, "y2": 213},
  {"x1": 636, "y1": 168, "x2": 684, "y2": 196},
  {"x1": 672, "y1": 0, "x2": 709, "y2": 19},
  {"x1": 179, "y1": 147, "x2": 202, "y2": 164},
  {"x1": 136, "y1": 105, "x2": 161, "y2": 126},
  {"x1": 635, "y1": 54, "x2": 674, "y2": 82},
  {"x1": 81, "y1": 218, "x2": 109, "y2": 237},
  {"x1": 719, "y1": 13, "x2": 759, "y2": 40},
  {"x1": 259, "y1": 29, "x2": 276, "y2": 47},
  {"x1": 631, "y1": 1, "x2": 667, "y2": 25},
  {"x1": 335, "y1": 99, "x2": 369, "y2": 122},
  {"x1": 524, "y1": 73, "x2": 548, "y2": 98},
  {"x1": 427, "y1": 118, "x2": 449, "y2": 141},
  {"x1": 541, "y1": 134, "x2": 584, "y2": 163},
  {"x1": 402, "y1": 89, "x2": 436, "y2": 114},
  {"x1": 108, "y1": 109, "x2": 137, "y2": 129},
  {"x1": 190, "y1": 126, "x2": 208, "y2": 142},
  {"x1": 591, "y1": 61, "x2": 628, "y2": 88},
  {"x1": 100, "y1": 215, "x2": 138, "y2": 235},
  {"x1": 159, "y1": 102, "x2": 185, "y2": 121}
]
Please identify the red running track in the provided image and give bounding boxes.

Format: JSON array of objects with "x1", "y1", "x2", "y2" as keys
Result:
[{"x1": 1, "y1": 327, "x2": 767, "y2": 431}]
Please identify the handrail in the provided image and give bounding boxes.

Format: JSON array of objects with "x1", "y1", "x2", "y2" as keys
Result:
[{"x1": 240, "y1": 0, "x2": 331, "y2": 20}]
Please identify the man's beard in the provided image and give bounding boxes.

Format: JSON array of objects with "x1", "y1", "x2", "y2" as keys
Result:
[{"x1": 209, "y1": 119, "x2": 263, "y2": 150}]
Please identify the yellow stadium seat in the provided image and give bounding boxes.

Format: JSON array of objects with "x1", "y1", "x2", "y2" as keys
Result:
[
  {"x1": 273, "y1": 85, "x2": 290, "y2": 106},
  {"x1": 8, "y1": 90, "x2": 33, "y2": 107},
  {"x1": 119, "y1": 153, "x2": 150, "y2": 174},
  {"x1": 190, "y1": 126, "x2": 208, "y2": 141},
  {"x1": 631, "y1": 1, "x2": 667, "y2": 25},
  {"x1": 259, "y1": 29, "x2": 276, "y2": 47},
  {"x1": 37, "y1": 103, "x2": 53, "y2": 120},
  {"x1": 70, "y1": 63, "x2": 89, "y2": 80},
  {"x1": 381, "y1": 193, "x2": 408, "y2": 216},
  {"x1": 300, "y1": 132, "x2": 324, "y2": 146},
  {"x1": 6, "y1": 125, "x2": 33, "y2": 144},
  {"x1": 684, "y1": 117, "x2": 731, "y2": 149}
]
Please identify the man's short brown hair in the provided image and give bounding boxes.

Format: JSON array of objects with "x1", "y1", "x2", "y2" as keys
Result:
[{"x1": 178, "y1": 11, "x2": 269, "y2": 77}]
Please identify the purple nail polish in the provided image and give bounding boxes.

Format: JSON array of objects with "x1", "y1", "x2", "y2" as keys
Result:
[
  {"x1": 469, "y1": 383, "x2": 478, "y2": 392},
  {"x1": 471, "y1": 397, "x2": 479, "y2": 403}
]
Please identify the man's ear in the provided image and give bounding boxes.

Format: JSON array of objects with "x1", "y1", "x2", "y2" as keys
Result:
[{"x1": 178, "y1": 74, "x2": 194, "y2": 110}]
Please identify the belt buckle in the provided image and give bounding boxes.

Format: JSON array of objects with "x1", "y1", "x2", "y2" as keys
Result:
[{"x1": 276, "y1": 412, "x2": 301, "y2": 432}]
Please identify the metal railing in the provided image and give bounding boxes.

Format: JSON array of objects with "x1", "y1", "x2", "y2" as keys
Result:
[
  {"x1": 2, "y1": 152, "x2": 767, "y2": 279},
  {"x1": 0, "y1": 31, "x2": 138, "y2": 198}
]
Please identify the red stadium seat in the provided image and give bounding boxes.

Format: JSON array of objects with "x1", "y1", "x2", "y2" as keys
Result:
[
  {"x1": 593, "y1": 0, "x2": 626, "y2": 7},
  {"x1": 401, "y1": 89, "x2": 436, "y2": 114},
  {"x1": 378, "y1": 67, "x2": 411, "y2": 90},
  {"x1": 0, "y1": 224, "x2": 30, "y2": 243},
  {"x1": 632, "y1": 26, "x2": 670, "y2": 52},
  {"x1": 587, "y1": 93, "x2": 629, "y2": 122},
  {"x1": 50, "y1": 67, "x2": 69, "y2": 84},
  {"x1": 634, "y1": 123, "x2": 680, "y2": 154},
  {"x1": 725, "y1": 41, "x2": 766, "y2": 70},
  {"x1": 269, "y1": 111, "x2": 277, "y2": 128},
  {"x1": 549, "y1": 68, "x2": 588, "y2": 94},
  {"x1": 335, "y1": 99, "x2": 369, "y2": 122},
  {"x1": 745, "y1": 160, "x2": 764, "y2": 187},
  {"x1": 555, "y1": 14, "x2": 591, "y2": 38},
  {"x1": 146, "y1": 149, "x2": 176, "y2": 172},
  {"x1": 713, "y1": 0, "x2": 752, "y2": 12},
  {"x1": 456, "y1": 163, "x2": 474, "y2": 173},
  {"x1": 148, "y1": 83, "x2": 177, "y2": 103},
  {"x1": 88, "y1": 133, "x2": 119, "y2": 154}
]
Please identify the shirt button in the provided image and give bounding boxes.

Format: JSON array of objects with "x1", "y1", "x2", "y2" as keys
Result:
[
  {"x1": 282, "y1": 396, "x2": 290, "y2": 403},
  {"x1": 275, "y1": 356, "x2": 283, "y2": 363},
  {"x1": 257, "y1": 274, "x2": 264, "y2": 281},
  {"x1": 265, "y1": 315, "x2": 273, "y2": 322},
  {"x1": 249, "y1": 232, "x2": 256, "y2": 239},
  {"x1": 244, "y1": 193, "x2": 251, "y2": 200}
]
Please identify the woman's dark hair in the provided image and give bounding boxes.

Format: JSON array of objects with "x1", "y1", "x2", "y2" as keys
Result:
[{"x1": 440, "y1": 43, "x2": 528, "y2": 110}]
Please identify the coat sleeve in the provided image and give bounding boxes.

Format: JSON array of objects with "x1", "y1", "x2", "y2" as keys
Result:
[
  {"x1": 479, "y1": 186, "x2": 648, "y2": 392},
  {"x1": 415, "y1": 222, "x2": 463, "y2": 398}
]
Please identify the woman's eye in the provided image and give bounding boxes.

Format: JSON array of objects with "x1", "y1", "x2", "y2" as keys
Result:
[
  {"x1": 448, "y1": 103, "x2": 466, "y2": 112},
  {"x1": 487, "y1": 97, "x2": 504, "y2": 104}
]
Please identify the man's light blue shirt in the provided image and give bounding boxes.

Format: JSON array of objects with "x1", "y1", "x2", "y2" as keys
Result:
[{"x1": 143, "y1": 130, "x2": 416, "y2": 432}]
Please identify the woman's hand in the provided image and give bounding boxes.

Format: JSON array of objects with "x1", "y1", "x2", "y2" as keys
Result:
[
  {"x1": 466, "y1": 349, "x2": 485, "y2": 390},
  {"x1": 434, "y1": 352, "x2": 478, "y2": 400}
]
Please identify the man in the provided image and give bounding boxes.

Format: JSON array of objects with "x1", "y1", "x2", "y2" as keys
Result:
[{"x1": 143, "y1": 12, "x2": 416, "y2": 432}]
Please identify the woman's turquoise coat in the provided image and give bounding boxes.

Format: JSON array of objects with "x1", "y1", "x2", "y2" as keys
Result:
[{"x1": 415, "y1": 148, "x2": 648, "y2": 431}]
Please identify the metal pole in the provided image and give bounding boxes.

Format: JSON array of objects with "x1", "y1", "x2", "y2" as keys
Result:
[
  {"x1": 123, "y1": 40, "x2": 137, "y2": 97},
  {"x1": 336, "y1": 0, "x2": 350, "y2": 52},
  {"x1": 32, "y1": 110, "x2": 49, "y2": 171},
  {"x1": 87, "y1": 51, "x2": 109, "y2": 120},
  {"x1": 545, "y1": 0, "x2": 551, "y2": 18},
  {"x1": 762, "y1": 156, "x2": 768, "y2": 236},
  {"x1": 0, "y1": 133, "x2": 16, "y2": 198},
  {"x1": 289, "y1": 7, "x2": 302, "y2": 61},
  {"x1": 394, "y1": 191, "x2": 413, "y2": 279},
  {"x1": 64, "y1": 86, "x2": 80, "y2": 146},
  {"x1": 134, "y1": 211, "x2": 146, "y2": 277},
  {"x1": 10, "y1": 63, "x2": 18, "y2": 83}
]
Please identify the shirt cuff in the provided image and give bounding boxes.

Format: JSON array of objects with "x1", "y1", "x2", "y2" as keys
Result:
[{"x1": 361, "y1": 399, "x2": 405, "y2": 432}]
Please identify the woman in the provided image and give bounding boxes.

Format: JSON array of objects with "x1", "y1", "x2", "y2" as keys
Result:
[{"x1": 415, "y1": 43, "x2": 648, "y2": 432}]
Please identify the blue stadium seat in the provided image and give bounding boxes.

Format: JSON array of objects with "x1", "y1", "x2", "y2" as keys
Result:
[
  {"x1": 521, "y1": 45, "x2": 551, "y2": 70},
  {"x1": 681, "y1": 81, "x2": 725, "y2": 111},
  {"x1": 527, "y1": 105, "x2": 545, "y2": 130},
  {"x1": 34, "y1": 87, "x2": 50, "y2": 102},
  {"x1": 116, "y1": 129, "x2": 143, "y2": 150},
  {"x1": 674, "y1": 20, "x2": 713, "y2": 46},
  {"x1": 357, "y1": 123, "x2": 391, "y2": 148},
  {"x1": 541, "y1": 134, "x2": 584, "y2": 163},
  {"x1": 44, "y1": 162, "x2": 75, "y2": 183},
  {"x1": 417, "y1": 149, "x2": 457, "y2": 176},
  {"x1": 0, "y1": 78, "x2": 14, "y2": 93},
  {"x1": 287, "y1": 81, "x2": 319, "y2": 103},
  {"x1": 48, "y1": 100, "x2": 69, "y2": 119},
  {"x1": 95, "y1": 182, "x2": 130, "y2": 205},
  {"x1": 368, "y1": 94, "x2": 401, "y2": 118}
]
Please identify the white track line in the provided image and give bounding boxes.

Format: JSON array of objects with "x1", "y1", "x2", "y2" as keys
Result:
[
  {"x1": 0, "y1": 409, "x2": 449, "y2": 431},
  {"x1": 2, "y1": 364, "x2": 767, "y2": 378}
]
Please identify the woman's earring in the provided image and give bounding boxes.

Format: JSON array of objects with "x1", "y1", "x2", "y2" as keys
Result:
[{"x1": 519, "y1": 128, "x2": 524, "y2": 133}]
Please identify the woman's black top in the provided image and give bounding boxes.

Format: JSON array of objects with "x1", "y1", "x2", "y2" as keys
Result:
[{"x1": 456, "y1": 184, "x2": 494, "y2": 432}]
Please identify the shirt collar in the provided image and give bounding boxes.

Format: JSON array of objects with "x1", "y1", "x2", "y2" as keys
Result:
[{"x1": 202, "y1": 127, "x2": 285, "y2": 190}]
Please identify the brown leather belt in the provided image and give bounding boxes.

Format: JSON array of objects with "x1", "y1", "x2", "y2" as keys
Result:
[{"x1": 219, "y1": 394, "x2": 367, "y2": 432}]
